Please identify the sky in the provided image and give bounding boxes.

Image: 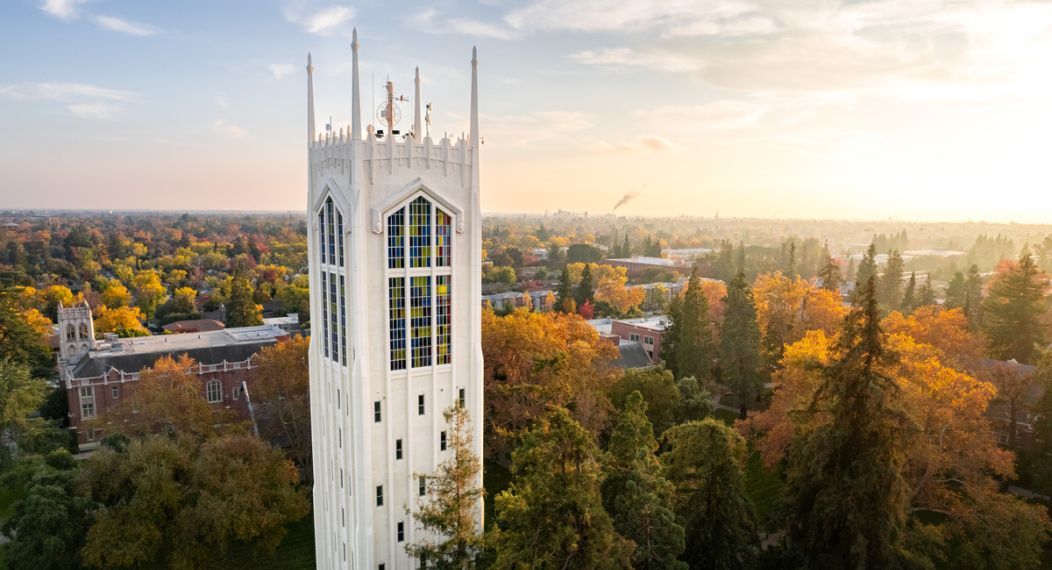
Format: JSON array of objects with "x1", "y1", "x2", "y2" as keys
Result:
[{"x1": 2, "y1": 0, "x2": 1052, "y2": 222}]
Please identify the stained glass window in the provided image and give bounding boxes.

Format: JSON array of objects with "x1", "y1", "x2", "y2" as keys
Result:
[
  {"x1": 436, "y1": 209, "x2": 451, "y2": 266},
  {"x1": 388, "y1": 277, "x2": 406, "y2": 370},
  {"x1": 436, "y1": 275, "x2": 451, "y2": 365},
  {"x1": 386, "y1": 195, "x2": 453, "y2": 370},
  {"x1": 337, "y1": 210, "x2": 344, "y2": 266},
  {"x1": 387, "y1": 208, "x2": 404, "y2": 269},
  {"x1": 329, "y1": 271, "x2": 339, "y2": 363},
  {"x1": 321, "y1": 271, "x2": 329, "y2": 358},
  {"x1": 410, "y1": 276, "x2": 432, "y2": 368},
  {"x1": 339, "y1": 274, "x2": 347, "y2": 365},
  {"x1": 409, "y1": 197, "x2": 431, "y2": 268}
]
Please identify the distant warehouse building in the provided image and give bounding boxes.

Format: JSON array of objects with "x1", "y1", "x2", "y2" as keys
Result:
[
  {"x1": 602, "y1": 256, "x2": 688, "y2": 275},
  {"x1": 56, "y1": 301, "x2": 288, "y2": 450}
]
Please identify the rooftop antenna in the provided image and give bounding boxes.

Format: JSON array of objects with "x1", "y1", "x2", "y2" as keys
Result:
[
  {"x1": 425, "y1": 102, "x2": 432, "y2": 138},
  {"x1": 377, "y1": 76, "x2": 408, "y2": 136},
  {"x1": 326, "y1": 116, "x2": 333, "y2": 132}
]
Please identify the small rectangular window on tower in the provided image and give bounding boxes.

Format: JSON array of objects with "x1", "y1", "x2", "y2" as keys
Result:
[
  {"x1": 458, "y1": 388, "x2": 465, "y2": 408},
  {"x1": 440, "y1": 431, "x2": 447, "y2": 451},
  {"x1": 397, "y1": 521, "x2": 405, "y2": 542},
  {"x1": 374, "y1": 401, "x2": 382, "y2": 422},
  {"x1": 418, "y1": 394, "x2": 425, "y2": 415},
  {"x1": 395, "y1": 438, "x2": 403, "y2": 460},
  {"x1": 419, "y1": 475, "x2": 427, "y2": 496},
  {"x1": 376, "y1": 485, "x2": 383, "y2": 507}
]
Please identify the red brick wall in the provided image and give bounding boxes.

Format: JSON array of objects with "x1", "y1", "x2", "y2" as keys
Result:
[
  {"x1": 610, "y1": 321, "x2": 664, "y2": 363},
  {"x1": 69, "y1": 367, "x2": 256, "y2": 447}
]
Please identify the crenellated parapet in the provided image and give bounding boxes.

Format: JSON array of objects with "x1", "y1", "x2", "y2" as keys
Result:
[{"x1": 309, "y1": 133, "x2": 474, "y2": 186}]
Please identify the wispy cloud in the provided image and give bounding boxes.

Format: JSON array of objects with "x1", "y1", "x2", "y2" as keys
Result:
[
  {"x1": 635, "y1": 101, "x2": 769, "y2": 132},
  {"x1": 588, "y1": 135, "x2": 679, "y2": 152},
  {"x1": 213, "y1": 120, "x2": 247, "y2": 140},
  {"x1": 480, "y1": 111, "x2": 593, "y2": 148},
  {"x1": 504, "y1": 0, "x2": 777, "y2": 37},
  {"x1": 40, "y1": 0, "x2": 86, "y2": 21},
  {"x1": 570, "y1": 47, "x2": 700, "y2": 72},
  {"x1": 412, "y1": 9, "x2": 520, "y2": 40},
  {"x1": 268, "y1": 63, "x2": 296, "y2": 79},
  {"x1": 215, "y1": 95, "x2": 230, "y2": 109},
  {"x1": 284, "y1": 3, "x2": 354, "y2": 36},
  {"x1": 92, "y1": 15, "x2": 158, "y2": 36},
  {"x1": 67, "y1": 103, "x2": 119, "y2": 119},
  {"x1": 0, "y1": 82, "x2": 135, "y2": 102}
]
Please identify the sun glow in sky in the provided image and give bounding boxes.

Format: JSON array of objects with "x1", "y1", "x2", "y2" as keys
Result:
[{"x1": 2, "y1": 0, "x2": 1052, "y2": 222}]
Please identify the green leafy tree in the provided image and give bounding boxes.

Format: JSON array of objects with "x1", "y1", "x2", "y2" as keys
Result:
[
  {"x1": 916, "y1": 275, "x2": 936, "y2": 307},
  {"x1": 964, "y1": 264, "x2": 983, "y2": 326},
  {"x1": 854, "y1": 244, "x2": 877, "y2": 290},
  {"x1": 817, "y1": 244, "x2": 841, "y2": 291},
  {"x1": 604, "y1": 392, "x2": 686, "y2": 570},
  {"x1": 944, "y1": 271, "x2": 967, "y2": 310},
  {"x1": 672, "y1": 267, "x2": 714, "y2": 382},
  {"x1": 80, "y1": 434, "x2": 308, "y2": 569},
  {"x1": 492, "y1": 407, "x2": 632, "y2": 569},
  {"x1": 720, "y1": 270, "x2": 763, "y2": 419},
  {"x1": 0, "y1": 358, "x2": 47, "y2": 443},
  {"x1": 1, "y1": 450, "x2": 96, "y2": 570},
  {"x1": 783, "y1": 276, "x2": 913, "y2": 568},
  {"x1": 225, "y1": 272, "x2": 263, "y2": 327},
  {"x1": 878, "y1": 250, "x2": 904, "y2": 309},
  {"x1": 555, "y1": 266, "x2": 576, "y2": 314},
  {"x1": 982, "y1": 254, "x2": 1048, "y2": 363},
  {"x1": 0, "y1": 288, "x2": 53, "y2": 378},
  {"x1": 406, "y1": 405, "x2": 485, "y2": 569},
  {"x1": 1024, "y1": 350, "x2": 1052, "y2": 495},
  {"x1": 676, "y1": 376, "x2": 714, "y2": 422},
  {"x1": 900, "y1": 271, "x2": 917, "y2": 313},
  {"x1": 576, "y1": 263, "x2": 595, "y2": 308},
  {"x1": 608, "y1": 367, "x2": 682, "y2": 436},
  {"x1": 662, "y1": 418, "x2": 758, "y2": 569}
]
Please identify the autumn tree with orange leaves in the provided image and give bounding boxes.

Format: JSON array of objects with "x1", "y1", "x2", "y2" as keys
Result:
[
  {"x1": 482, "y1": 307, "x2": 618, "y2": 459},
  {"x1": 744, "y1": 315, "x2": 1051, "y2": 568}
]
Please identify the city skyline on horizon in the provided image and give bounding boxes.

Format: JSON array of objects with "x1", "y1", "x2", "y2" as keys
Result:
[{"x1": 3, "y1": 0, "x2": 1052, "y2": 223}]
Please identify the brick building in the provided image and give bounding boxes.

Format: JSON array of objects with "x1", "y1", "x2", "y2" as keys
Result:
[{"x1": 57, "y1": 302, "x2": 288, "y2": 450}]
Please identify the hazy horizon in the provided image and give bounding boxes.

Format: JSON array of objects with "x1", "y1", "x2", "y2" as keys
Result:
[{"x1": 3, "y1": 0, "x2": 1052, "y2": 222}]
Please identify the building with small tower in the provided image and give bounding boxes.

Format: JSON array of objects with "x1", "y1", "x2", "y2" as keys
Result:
[{"x1": 305, "y1": 30, "x2": 484, "y2": 569}]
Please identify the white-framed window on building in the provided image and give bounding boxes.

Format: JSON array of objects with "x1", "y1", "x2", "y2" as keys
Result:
[
  {"x1": 111, "y1": 385, "x2": 120, "y2": 399},
  {"x1": 206, "y1": 379, "x2": 222, "y2": 403},
  {"x1": 644, "y1": 336, "x2": 654, "y2": 346},
  {"x1": 385, "y1": 194, "x2": 453, "y2": 371},
  {"x1": 233, "y1": 386, "x2": 241, "y2": 400},
  {"x1": 79, "y1": 386, "x2": 96, "y2": 419},
  {"x1": 317, "y1": 195, "x2": 347, "y2": 366},
  {"x1": 629, "y1": 333, "x2": 640, "y2": 342}
]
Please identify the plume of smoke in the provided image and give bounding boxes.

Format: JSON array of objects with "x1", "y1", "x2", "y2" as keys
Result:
[{"x1": 612, "y1": 191, "x2": 639, "y2": 212}]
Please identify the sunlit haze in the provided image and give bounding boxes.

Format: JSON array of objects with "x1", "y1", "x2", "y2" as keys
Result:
[{"x1": 3, "y1": 0, "x2": 1052, "y2": 222}]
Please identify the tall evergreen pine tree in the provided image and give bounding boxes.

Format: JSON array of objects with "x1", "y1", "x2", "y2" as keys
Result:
[
  {"x1": 983, "y1": 254, "x2": 1048, "y2": 364},
  {"x1": 784, "y1": 276, "x2": 913, "y2": 568},
  {"x1": 576, "y1": 263, "x2": 595, "y2": 308},
  {"x1": 719, "y1": 270, "x2": 763, "y2": 419},
  {"x1": 555, "y1": 267, "x2": 576, "y2": 314},
  {"x1": 603, "y1": 392, "x2": 687, "y2": 570},
  {"x1": 674, "y1": 267, "x2": 714, "y2": 382}
]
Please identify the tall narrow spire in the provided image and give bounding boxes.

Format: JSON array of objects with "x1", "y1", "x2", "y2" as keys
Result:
[
  {"x1": 351, "y1": 28, "x2": 361, "y2": 141},
  {"x1": 413, "y1": 66, "x2": 422, "y2": 142},
  {"x1": 469, "y1": 46, "x2": 478, "y2": 149},
  {"x1": 307, "y1": 52, "x2": 316, "y2": 145}
]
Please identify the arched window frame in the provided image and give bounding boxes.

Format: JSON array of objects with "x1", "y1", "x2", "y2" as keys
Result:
[
  {"x1": 205, "y1": 379, "x2": 222, "y2": 403},
  {"x1": 384, "y1": 192, "x2": 454, "y2": 372},
  {"x1": 316, "y1": 193, "x2": 348, "y2": 366}
]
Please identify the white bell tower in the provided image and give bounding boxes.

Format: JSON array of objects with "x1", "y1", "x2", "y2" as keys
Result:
[
  {"x1": 306, "y1": 30, "x2": 484, "y2": 570},
  {"x1": 57, "y1": 300, "x2": 95, "y2": 364}
]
